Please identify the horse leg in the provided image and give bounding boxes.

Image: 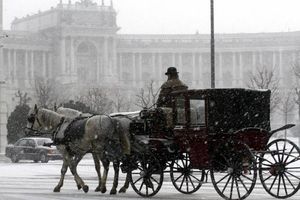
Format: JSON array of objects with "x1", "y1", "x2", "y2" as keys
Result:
[
  {"x1": 110, "y1": 160, "x2": 120, "y2": 195},
  {"x1": 54, "y1": 157, "x2": 69, "y2": 192},
  {"x1": 69, "y1": 155, "x2": 89, "y2": 193},
  {"x1": 119, "y1": 173, "x2": 130, "y2": 193},
  {"x1": 100, "y1": 158, "x2": 109, "y2": 193},
  {"x1": 92, "y1": 153, "x2": 102, "y2": 192}
]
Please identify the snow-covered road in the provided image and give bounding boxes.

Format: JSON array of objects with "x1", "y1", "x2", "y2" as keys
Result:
[{"x1": 0, "y1": 155, "x2": 300, "y2": 200}]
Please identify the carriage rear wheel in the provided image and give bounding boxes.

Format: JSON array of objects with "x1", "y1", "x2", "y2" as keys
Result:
[
  {"x1": 129, "y1": 152, "x2": 164, "y2": 197},
  {"x1": 259, "y1": 139, "x2": 300, "y2": 198},
  {"x1": 210, "y1": 142, "x2": 257, "y2": 200},
  {"x1": 170, "y1": 152, "x2": 205, "y2": 194}
]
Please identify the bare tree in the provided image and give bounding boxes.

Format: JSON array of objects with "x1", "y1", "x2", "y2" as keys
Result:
[
  {"x1": 78, "y1": 87, "x2": 113, "y2": 114},
  {"x1": 278, "y1": 91, "x2": 295, "y2": 138},
  {"x1": 15, "y1": 90, "x2": 31, "y2": 105},
  {"x1": 110, "y1": 88, "x2": 132, "y2": 112},
  {"x1": 293, "y1": 61, "x2": 300, "y2": 121},
  {"x1": 135, "y1": 80, "x2": 160, "y2": 109},
  {"x1": 34, "y1": 77, "x2": 59, "y2": 108},
  {"x1": 247, "y1": 65, "x2": 281, "y2": 113}
]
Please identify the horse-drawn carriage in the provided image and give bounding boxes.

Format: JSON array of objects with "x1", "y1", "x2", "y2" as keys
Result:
[{"x1": 125, "y1": 88, "x2": 300, "y2": 200}]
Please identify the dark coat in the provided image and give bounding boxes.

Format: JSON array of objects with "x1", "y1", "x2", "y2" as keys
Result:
[{"x1": 157, "y1": 78, "x2": 188, "y2": 107}]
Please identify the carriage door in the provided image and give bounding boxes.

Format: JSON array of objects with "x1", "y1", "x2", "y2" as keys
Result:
[{"x1": 187, "y1": 98, "x2": 209, "y2": 168}]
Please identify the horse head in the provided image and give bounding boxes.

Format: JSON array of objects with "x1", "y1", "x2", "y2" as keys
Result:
[{"x1": 26, "y1": 104, "x2": 64, "y2": 135}]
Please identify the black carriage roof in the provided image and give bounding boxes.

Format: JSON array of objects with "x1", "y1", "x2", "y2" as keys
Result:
[
  {"x1": 171, "y1": 88, "x2": 270, "y2": 97},
  {"x1": 172, "y1": 88, "x2": 271, "y2": 133}
]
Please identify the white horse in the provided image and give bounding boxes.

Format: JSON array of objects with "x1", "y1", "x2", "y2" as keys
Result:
[
  {"x1": 56, "y1": 107, "x2": 133, "y2": 194},
  {"x1": 26, "y1": 105, "x2": 133, "y2": 194}
]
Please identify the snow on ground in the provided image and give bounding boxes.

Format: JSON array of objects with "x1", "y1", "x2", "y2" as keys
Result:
[{"x1": 1, "y1": 153, "x2": 300, "y2": 200}]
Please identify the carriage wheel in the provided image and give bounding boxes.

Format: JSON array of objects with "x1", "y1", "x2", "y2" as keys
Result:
[
  {"x1": 170, "y1": 152, "x2": 204, "y2": 194},
  {"x1": 259, "y1": 139, "x2": 300, "y2": 198},
  {"x1": 211, "y1": 142, "x2": 257, "y2": 200},
  {"x1": 129, "y1": 152, "x2": 164, "y2": 197}
]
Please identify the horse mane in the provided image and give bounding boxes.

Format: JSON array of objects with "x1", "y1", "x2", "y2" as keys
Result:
[{"x1": 39, "y1": 108, "x2": 64, "y2": 129}]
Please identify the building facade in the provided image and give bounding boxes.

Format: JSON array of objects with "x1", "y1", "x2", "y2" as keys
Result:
[{"x1": 0, "y1": 0, "x2": 300, "y2": 152}]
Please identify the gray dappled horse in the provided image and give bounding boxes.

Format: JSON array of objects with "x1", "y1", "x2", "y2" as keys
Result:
[
  {"x1": 55, "y1": 107, "x2": 132, "y2": 194},
  {"x1": 26, "y1": 105, "x2": 132, "y2": 194}
]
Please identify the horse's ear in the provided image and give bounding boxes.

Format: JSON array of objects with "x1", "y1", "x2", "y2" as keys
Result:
[{"x1": 34, "y1": 104, "x2": 38, "y2": 113}]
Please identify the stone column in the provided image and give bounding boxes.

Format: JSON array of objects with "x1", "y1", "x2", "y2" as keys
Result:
[
  {"x1": 103, "y1": 36, "x2": 108, "y2": 76},
  {"x1": 272, "y1": 51, "x2": 276, "y2": 69},
  {"x1": 61, "y1": 37, "x2": 66, "y2": 74},
  {"x1": 0, "y1": 83, "x2": 8, "y2": 153},
  {"x1": 119, "y1": 53, "x2": 123, "y2": 83},
  {"x1": 218, "y1": 53, "x2": 223, "y2": 87},
  {"x1": 252, "y1": 51, "x2": 256, "y2": 73},
  {"x1": 139, "y1": 53, "x2": 143, "y2": 87},
  {"x1": 279, "y1": 50, "x2": 283, "y2": 85},
  {"x1": 112, "y1": 37, "x2": 117, "y2": 77},
  {"x1": 7, "y1": 50, "x2": 11, "y2": 82},
  {"x1": 70, "y1": 37, "x2": 75, "y2": 75},
  {"x1": 96, "y1": 53, "x2": 101, "y2": 82},
  {"x1": 199, "y1": 53, "x2": 203, "y2": 87},
  {"x1": 152, "y1": 53, "x2": 156, "y2": 79},
  {"x1": 259, "y1": 51, "x2": 263, "y2": 66},
  {"x1": 24, "y1": 50, "x2": 28, "y2": 85},
  {"x1": 43, "y1": 51, "x2": 47, "y2": 77},
  {"x1": 192, "y1": 53, "x2": 196, "y2": 87},
  {"x1": 232, "y1": 52, "x2": 237, "y2": 86},
  {"x1": 0, "y1": 47, "x2": 3, "y2": 80},
  {"x1": 48, "y1": 53, "x2": 52, "y2": 79},
  {"x1": 132, "y1": 53, "x2": 137, "y2": 86},
  {"x1": 178, "y1": 53, "x2": 182, "y2": 73},
  {"x1": 172, "y1": 53, "x2": 176, "y2": 66},
  {"x1": 13, "y1": 50, "x2": 17, "y2": 86},
  {"x1": 158, "y1": 53, "x2": 162, "y2": 82},
  {"x1": 239, "y1": 53, "x2": 243, "y2": 87},
  {"x1": 30, "y1": 51, "x2": 34, "y2": 82}
]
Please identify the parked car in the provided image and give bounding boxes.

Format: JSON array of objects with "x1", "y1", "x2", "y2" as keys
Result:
[{"x1": 5, "y1": 137, "x2": 62, "y2": 163}]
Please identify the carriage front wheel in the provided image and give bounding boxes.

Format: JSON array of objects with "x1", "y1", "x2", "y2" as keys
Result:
[
  {"x1": 259, "y1": 139, "x2": 300, "y2": 198},
  {"x1": 210, "y1": 142, "x2": 257, "y2": 200},
  {"x1": 170, "y1": 152, "x2": 205, "y2": 194},
  {"x1": 129, "y1": 152, "x2": 164, "y2": 197}
]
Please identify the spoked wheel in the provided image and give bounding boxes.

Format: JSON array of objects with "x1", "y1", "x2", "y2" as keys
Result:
[
  {"x1": 211, "y1": 142, "x2": 257, "y2": 200},
  {"x1": 170, "y1": 152, "x2": 205, "y2": 194},
  {"x1": 259, "y1": 139, "x2": 300, "y2": 198},
  {"x1": 129, "y1": 152, "x2": 164, "y2": 197}
]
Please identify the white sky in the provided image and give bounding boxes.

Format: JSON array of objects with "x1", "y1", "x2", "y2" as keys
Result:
[{"x1": 3, "y1": 0, "x2": 300, "y2": 34}]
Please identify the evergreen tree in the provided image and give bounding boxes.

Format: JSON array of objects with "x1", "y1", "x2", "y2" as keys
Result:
[{"x1": 7, "y1": 104, "x2": 30, "y2": 144}]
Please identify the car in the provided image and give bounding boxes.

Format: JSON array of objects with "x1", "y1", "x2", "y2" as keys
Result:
[{"x1": 5, "y1": 137, "x2": 62, "y2": 163}]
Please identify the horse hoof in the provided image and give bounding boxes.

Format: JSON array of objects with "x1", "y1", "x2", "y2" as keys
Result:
[
  {"x1": 53, "y1": 187, "x2": 60, "y2": 193},
  {"x1": 77, "y1": 184, "x2": 82, "y2": 190},
  {"x1": 100, "y1": 187, "x2": 107, "y2": 193},
  {"x1": 83, "y1": 185, "x2": 89, "y2": 193},
  {"x1": 110, "y1": 189, "x2": 117, "y2": 195},
  {"x1": 95, "y1": 186, "x2": 101, "y2": 192},
  {"x1": 119, "y1": 187, "x2": 127, "y2": 193}
]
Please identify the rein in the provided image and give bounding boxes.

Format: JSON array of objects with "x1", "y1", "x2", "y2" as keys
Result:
[{"x1": 52, "y1": 116, "x2": 66, "y2": 143}]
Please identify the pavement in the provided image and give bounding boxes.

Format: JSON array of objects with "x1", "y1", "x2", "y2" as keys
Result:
[{"x1": 0, "y1": 153, "x2": 10, "y2": 163}]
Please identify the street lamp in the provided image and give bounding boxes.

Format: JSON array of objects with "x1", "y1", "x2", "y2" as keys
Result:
[{"x1": 210, "y1": 0, "x2": 215, "y2": 88}]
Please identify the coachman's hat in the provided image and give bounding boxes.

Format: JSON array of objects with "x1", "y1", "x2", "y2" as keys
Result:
[{"x1": 165, "y1": 67, "x2": 179, "y2": 75}]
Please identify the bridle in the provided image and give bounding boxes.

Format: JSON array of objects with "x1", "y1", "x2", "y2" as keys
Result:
[
  {"x1": 26, "y1": 109, "x2": 42, "y2": 133},
  {"x1": 26, "y1": 108, "x2": 65, "y2": 140}
]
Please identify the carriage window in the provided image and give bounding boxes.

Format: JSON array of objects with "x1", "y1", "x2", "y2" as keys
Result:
[
  {"x1": 175, "y1": 97, "x2": 186, "y2": 124},
  {"x1": 190, "y1": 99, "x2": 205, "y2": 125}
]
